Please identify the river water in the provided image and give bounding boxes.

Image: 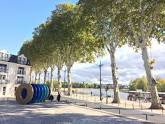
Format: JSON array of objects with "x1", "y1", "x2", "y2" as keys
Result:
[{"x1": 75, "y1": 88, "x2": 128, "y2": 100}]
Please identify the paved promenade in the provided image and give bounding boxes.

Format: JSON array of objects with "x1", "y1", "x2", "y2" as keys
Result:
[
  {"x1": 62, "y1": 93, "x2": 165, "y2": 124},
  {"x1": 0, "y1": 98, "x2": 150, "y2": 124}
]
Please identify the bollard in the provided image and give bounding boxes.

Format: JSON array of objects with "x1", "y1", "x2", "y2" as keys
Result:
[
  {"x1": 100, "y1": 104, "x2": 102, "y2": 110},
  {"x1": 106, "y1": 97, "x2": 108, "y2": 104},
  {"x1": 162, "y1": 108, "x2": 164, "y2": 114},
  {"x1": 145, "y1": 114, "x2": 148, "y2": 120},
  {"x1": 132, "y1": 103, "x2": 134, "y2": 110},
  {"x1": 119, "y1": 108, "x2": 121, "y2": 114},
  {"x1": 125, "y1": 102, "x2": 126, "y2": 108},
  {"x1": 141, "y1": 104, "x2": 143, "y2": 110},
  {"x1": 139, "y1": 100, "x2": 140, "y2": 108}
]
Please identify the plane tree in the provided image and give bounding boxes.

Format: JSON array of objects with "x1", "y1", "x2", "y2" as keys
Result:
[
  {"x1": 79, "y1": 0, "x2": 127, "y2": 103},
  {"x1": 79, "y1": 0, "x2": 165, "y2": 108},
  {"x1": 49, "y1": 4, "x2": 104, "y2": 95},
  {"x1": 122, "y1": 0, "x2": 165, "y2": 109}
]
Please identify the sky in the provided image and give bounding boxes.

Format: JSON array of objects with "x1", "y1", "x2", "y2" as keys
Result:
[
  {"x1": 0, "y1": 0, "x2": 78, "y2": 55},
  {"x1": 70, "y1": 42, "x2": 165, "y2": 85},
  {"x1": 0, "y1": 0, "x2": 165, "y2": 85}
]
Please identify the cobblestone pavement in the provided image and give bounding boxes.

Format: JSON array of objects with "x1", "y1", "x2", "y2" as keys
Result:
[{"x1": 0, "y1": 98, "x2": 151, "y2": 124}]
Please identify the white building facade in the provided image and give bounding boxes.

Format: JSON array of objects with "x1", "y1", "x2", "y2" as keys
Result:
[{"x1": 0, "y1": 50, "x2": 31, "y2": 97}]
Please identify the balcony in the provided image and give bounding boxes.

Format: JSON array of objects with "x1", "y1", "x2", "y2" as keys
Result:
[
  {"x1": 16, "y1": 80, "x2": 27, "y2": 84},
  {"x1": 0, "y1": 52, "x2": 10, "y2": 62},
  {"x1": 0, "y1": 80, "x2": 9, "y2": 84},
  {"x1": 0, "y1": 68, "x2": 8, "y2": 73},
  {"x1": 17, "y1": 70, "x2": 26, "y2": 75},
  {"x1": 0, "y1": 57, "x2": 10, "y2": 62},
  {"x1": 18, "y1": 60, "x2": 27, "y2": 65}
]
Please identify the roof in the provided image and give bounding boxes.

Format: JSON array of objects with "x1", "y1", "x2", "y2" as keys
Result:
[
  {"x1": 0, "y1": 52, "x2": 31, "y2": 66},
  {"x1": 8, "y1": 55, "x2": 31, "y2": 66}
]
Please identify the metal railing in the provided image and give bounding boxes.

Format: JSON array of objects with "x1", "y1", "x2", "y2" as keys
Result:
[
  {"x1": 0, "y1": 68, "x2": 8, "y2": 73},
  {"x1": 0, "y1": 80, "x2": 9, "y2": 84},
  {"x1": 0, "y1": 57, "x2": 10, "y2": 61},
  {"x1": 17, "y1": 70, "x2": 26, "y2": 75},
  {"x1": 16, "y1": 80, "x2": 27, "y2": 84},
  {"x1": 18, "y1": 60, "x2": 27, "y2": 65}
]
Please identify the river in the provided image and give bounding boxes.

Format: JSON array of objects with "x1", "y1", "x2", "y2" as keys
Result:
[{"x1": 75, "y1": 88, "x2": 128, "y2": 100}]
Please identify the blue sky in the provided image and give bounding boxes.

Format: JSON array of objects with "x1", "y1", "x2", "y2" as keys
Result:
[{"x1": 0, "y1": 0, "x2": 78, "y2": 55}]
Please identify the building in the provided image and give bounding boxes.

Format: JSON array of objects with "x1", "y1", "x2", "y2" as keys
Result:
[{"x1": 0, "y1": 50, "x2": 31, "y2": 97}]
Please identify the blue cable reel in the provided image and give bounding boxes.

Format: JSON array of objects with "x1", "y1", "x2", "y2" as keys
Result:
[{"x1": 15, "y1": 83, "x2": 50, "y2": 105}]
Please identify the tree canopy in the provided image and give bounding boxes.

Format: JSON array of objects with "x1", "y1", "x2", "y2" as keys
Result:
[{"x1": 19, "y1": 3, "x2": 104, "y2": 94}]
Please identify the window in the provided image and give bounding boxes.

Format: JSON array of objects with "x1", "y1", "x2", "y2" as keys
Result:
[
  {"x1": 3, "y1": 87, "x2": 6, "y2": 95},
  {"x1": 0, "y1": 75, "x2": 6, "y2": 80},
  {"x1": 23, "y1": 58, "x2": 26, "y2": 64},
  {"x1": 17, "y1": 67, "x2": 25, "y2": 75},
  {"x1": 18, "y1": 57, "x2": 21, "y2": 63},
  {"x1": 18, "y1": 56, "x2": 27, "y2": 65},
  {"x1": 17, "y1": 76, "x2": 24, "y2": 83},
  {"x1": 0, "y1": 64, "x2": 7, "y2": 73},
  {"x1": 0, "y1": 52, "x2": 10, "y2": 61}
]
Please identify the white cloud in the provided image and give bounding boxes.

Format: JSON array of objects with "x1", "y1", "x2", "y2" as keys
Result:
[
  {"x1": 69, "y1": 41, "x2": 165, "y2": 85},
  {"x1": 37, "y1": 41, "x2": 165, "y2": 85},
  {"x1": 0, "y1": 49, "x2": 10, "y2": 54}
]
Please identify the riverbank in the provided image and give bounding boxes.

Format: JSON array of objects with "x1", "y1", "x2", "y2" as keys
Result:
[{"x1": 61, "y1": 92, "x2": 165, "y2": 123}]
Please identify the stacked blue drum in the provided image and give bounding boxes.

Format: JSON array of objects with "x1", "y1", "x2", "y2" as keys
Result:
[{"x1": 15, "y1": 83, "x2": 50, "y2": 105}]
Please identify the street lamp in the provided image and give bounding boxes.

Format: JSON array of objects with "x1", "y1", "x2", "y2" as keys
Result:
[{"x1": 99, "y1": 60, "x2": 103, "y2": 101}]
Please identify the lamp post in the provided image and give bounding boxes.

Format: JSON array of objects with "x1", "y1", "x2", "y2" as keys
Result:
[
  {"x1": 63, "y1": 68, "x2": 66, "y2": 92},
  {"x1": 99, "y1": 60, "x2": 103, "y2": 101}
]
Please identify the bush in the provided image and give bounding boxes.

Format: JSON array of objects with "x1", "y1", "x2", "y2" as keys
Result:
[
  {"x1": 129, "y1": 76, "x2": 165, "y2": 92},
  {"x1": 129, "y1": 76, "x2": 148, "y2": 91},
  {"x1": 157, "y1": 79, "x2": 165, "y2": 92}
]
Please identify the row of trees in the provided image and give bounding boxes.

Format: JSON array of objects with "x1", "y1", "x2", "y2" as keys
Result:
[
  {"x1": 20, "y1": 1, "x2": 165, "y2": 109},
  {"x1": 129, "y1": 77, "x2": 165, "y2": 92},
  {"x1": 46, "y1": 80, "x2": 99, "y2": 90},
  {"x1": 19, "y1": 4, "x2": 103, "y2": 95}
]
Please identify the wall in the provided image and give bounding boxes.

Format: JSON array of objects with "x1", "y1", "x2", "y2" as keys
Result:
[{"x1": 0, "y1": 60, "x2": 31, "y2": 97}]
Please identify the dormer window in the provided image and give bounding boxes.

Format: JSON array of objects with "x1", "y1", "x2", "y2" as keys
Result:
[
  {"x1": 0, "y1": 52, "x2": 10, "y2": 61},
  {"x1": 18, "y1": 54, "x2": 27, "y2": 65}
]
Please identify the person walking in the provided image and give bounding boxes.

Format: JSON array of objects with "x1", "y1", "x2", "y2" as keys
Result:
[{"x1": 57, "y1": 92, "x2": 61, "y2": 102}]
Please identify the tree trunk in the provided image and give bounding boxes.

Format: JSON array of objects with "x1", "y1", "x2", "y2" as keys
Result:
[
  {"x1": 106, "y1": 90, "x2": 108, "y2": 104},
  {"x1": 50, "y1": 67, "x2": 54, "y2": 92},
  {"x1": 38, "y1": 72, "x2": 41, "y2": 83},
  {"x1": 29, "y1": 67, "x2": 32, "y2": 83},
  {"x1": 34, "y1": 72, "x2": 37, "y2": 84},
  {"x1": 57, "y1": 67, "x2": 62, "y2": 92},
  {"x1": 141, "y1": 46, "x2": 163, "y2": 109},
  {"x1": 110, "y1": 50, "x2": 120, "y2": 103},
  {"x1": 67, "y1": 66, "x2": 72, "y2": 96},
  {"x1": 44, "y1": 69, "x2": 47, "y2": 83}
]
